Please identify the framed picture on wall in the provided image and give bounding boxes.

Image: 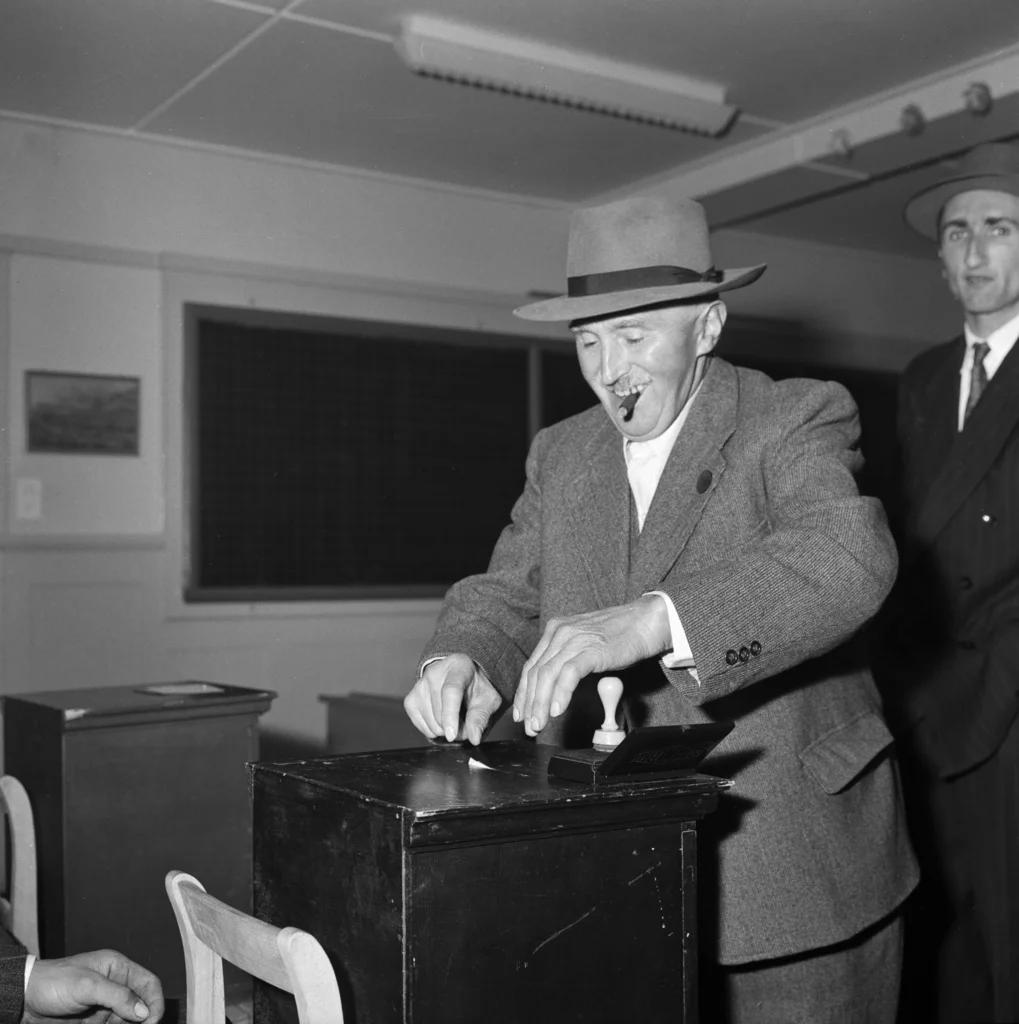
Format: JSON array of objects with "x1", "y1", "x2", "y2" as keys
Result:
[{"x1": 25, "y1": 371, "x2": 141, "y2": 455}]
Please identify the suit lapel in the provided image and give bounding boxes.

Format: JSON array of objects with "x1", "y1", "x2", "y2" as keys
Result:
[
  {"x1": 566, "y1": 416, "x2": 631, "y2": 608},
  {"x1": 916, "y1": 338, "x2": 1019, "y2": 545},
  {"x1": 627, "y1": 359, "x2": 737, "y2": 601}
]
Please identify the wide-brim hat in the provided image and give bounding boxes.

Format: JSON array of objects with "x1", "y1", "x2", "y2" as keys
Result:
[
  {"x1": 514, "y1": 195, "x2": 766, "y2": 322},
  {"x1": 904, "y1": 141, "x2": 1019, "y2": 240}
]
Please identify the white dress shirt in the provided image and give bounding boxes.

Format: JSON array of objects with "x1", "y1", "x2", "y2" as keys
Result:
[
  {"x1": 957, "y1": 308, "x2": 1019, "y2": 431},
  {"x1": 625, "y1": 385, "x2": 702, "y2": 676}
]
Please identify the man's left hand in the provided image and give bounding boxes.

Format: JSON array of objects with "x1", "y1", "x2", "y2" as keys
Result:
[
  {"x1": 513, "y1": 595, "x2": 671, "y2": 736},
  {"x1": 23, "y1": 949, "x2": 165, "y2": 1024}
]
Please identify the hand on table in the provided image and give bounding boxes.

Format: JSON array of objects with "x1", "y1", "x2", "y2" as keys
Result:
[
  {"x1": 404, "y1": 653, "x2": 503, "y2": 745},
  {"x1": 23, "y1": 949, "x2": 164, "y2": 1024},
  {"x1": 514, "y1": 595, "x2": 670, "y2": 737}
]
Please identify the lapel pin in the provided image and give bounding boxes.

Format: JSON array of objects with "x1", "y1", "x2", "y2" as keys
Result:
[{"x1": 696, "y1": 470, "x2": 713, "y2": 494}]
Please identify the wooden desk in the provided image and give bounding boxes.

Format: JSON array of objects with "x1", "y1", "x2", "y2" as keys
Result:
[
  {"x1": 2, "y1": 682, "x2": 275, "y2": 1000},
  {"x1": 252, "y1": 741, "x2": 727, "y2": 1024}
]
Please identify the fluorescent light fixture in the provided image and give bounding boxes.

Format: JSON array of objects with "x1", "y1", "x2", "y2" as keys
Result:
[{"x1": 395, "y1": 14, "x2": 738, "y2": 136}]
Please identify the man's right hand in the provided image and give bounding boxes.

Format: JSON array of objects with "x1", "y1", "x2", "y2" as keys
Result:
[{"x1": 404, "y1": 654, "x2": 502, "y2": 745}]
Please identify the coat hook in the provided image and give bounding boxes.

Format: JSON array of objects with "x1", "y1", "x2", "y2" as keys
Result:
[
  {"x1": 900, "y1": 104, "x2": 926, "y2": 137},
  {"x1": 829, "y1": 128, "x2": 853, "y2": 159},
  {"x1": 963, "y1": 82, "x2": 993, "y2": 116}
]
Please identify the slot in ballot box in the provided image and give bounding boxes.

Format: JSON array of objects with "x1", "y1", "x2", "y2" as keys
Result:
[{"x1": 251, "y1": 740, "x2": 730, "y2": 1024}]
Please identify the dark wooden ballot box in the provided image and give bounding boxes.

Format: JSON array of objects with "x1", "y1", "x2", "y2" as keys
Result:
[
  {"x1": 2, "y1": 681, "x2": 275, "y2": 999},
  {"x1": 252, "y1": 741, "x2": 728, "y2": 1024}
]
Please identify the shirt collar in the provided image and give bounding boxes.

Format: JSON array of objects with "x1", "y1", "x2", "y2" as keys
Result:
[{"x1": 963, "y1": 307, "x2": 1019, "y2": 355}]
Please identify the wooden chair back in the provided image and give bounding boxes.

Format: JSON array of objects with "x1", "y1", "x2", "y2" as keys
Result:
[
  {"x1": 0, "y1": 775, "x2": 39, "y2": 955},
  {"x1": 165, "y1": 870, "x2": 344, "y2": 1024}
]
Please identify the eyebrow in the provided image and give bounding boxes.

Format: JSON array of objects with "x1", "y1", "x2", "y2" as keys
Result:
[
  {"x1": 942, "y1": 214, "x2": 1019, "y2": 234},
  {"x1": 571, "y1": 317, "x2": 649, "y2": 335}
]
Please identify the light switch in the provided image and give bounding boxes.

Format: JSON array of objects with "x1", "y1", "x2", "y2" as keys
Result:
[{"x1": 15, "y1": 477, "x2": 41, "y2": 520}]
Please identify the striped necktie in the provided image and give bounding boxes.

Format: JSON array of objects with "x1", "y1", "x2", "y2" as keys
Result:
[{"x1": 964, "y1": 340, "x2": 990, "y2": 425}]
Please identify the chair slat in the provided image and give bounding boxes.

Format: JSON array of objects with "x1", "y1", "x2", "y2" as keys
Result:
[
  {"x1": 166, "y1": 870, "x2": 345, "y2": 1024},
  {"x1": 0, "y1": 776, "x2": 39, "y2": 955},
  {"x1": 181, "y1": 883, "x2": 292, "y2": 993}
]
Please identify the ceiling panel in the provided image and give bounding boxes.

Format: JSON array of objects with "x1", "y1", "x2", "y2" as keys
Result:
[
  {"x1": 0, "y1": 0, "x2": 1017, "y2": 255},
  {"x1": 736, "y1": 166, "x2": 951, "y2": 259},
  {"x1": 729, "y1": 121, "x2": 1019, "y2": 258},
  {"x1": 296, "y1": 0, "x2": 1019, "y2": 123},
  {"x1": 145, "y1": 17, "x2": 769, "y2": 200},
  {"x1": 0, "y1": 0, "x2": 268, "y2": 127}
]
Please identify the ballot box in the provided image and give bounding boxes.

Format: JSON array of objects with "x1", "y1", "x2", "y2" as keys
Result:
[
  {"x1": 2, "y1": 681, "x2": 275, "y2": 999},
  {"x1": 251, "y1": 740, "x2": 729, "y2": 1024}
]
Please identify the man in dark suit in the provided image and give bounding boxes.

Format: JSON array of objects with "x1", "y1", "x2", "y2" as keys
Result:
[
  {"x1": 405, "y1": 195, "x2": 918, "y2": 1022},
  {"x1": 887, "y1": 141, "x2": 1019, "y2": 1023},
  {"x1": 0, "y1": 945, "x2": 162, "y2": 1023}
]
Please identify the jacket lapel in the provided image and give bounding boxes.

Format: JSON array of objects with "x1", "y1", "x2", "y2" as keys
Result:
[
  {"x1": 627, "y1": 359, "x2": 737, "y2": 601},
  {"x1": 566, "y1": 416, "x2": 631, "y2": 608},
  {"x1": 915, "y1": 338, "x2": 1019, "y2": 545},
  {"x1": 907, "y1": 339, "x2": 961, "y2": 504}
]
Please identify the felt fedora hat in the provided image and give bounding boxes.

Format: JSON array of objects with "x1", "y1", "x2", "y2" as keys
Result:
[
  {"x1": 904, "y1": 141, "x2": 1019, "y2": 239},
  {"x1": 514, "y1": 195, "x2": 766, "y2": 322}
]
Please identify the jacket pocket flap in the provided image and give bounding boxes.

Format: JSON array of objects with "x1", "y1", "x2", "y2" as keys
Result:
[{"x1": 799, "y1": 711, "x2": 893, "y2": 794}]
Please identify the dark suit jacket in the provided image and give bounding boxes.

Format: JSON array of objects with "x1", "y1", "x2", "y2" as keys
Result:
[
  {"x1": 890, "y1": 335, "x2": 1019, "y2": 779},
  {"x1": 0, "y1": 949, "x2": 26, "y2": 1024},
  {"x1": 423, "y1": 357, "x2": 918, "y2": 965}
]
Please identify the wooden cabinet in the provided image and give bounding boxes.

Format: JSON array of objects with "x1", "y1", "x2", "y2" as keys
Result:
[
  {"x1": 252, "y1": 741, "x2": 726, "y2": 1024},
  {"x1": 2, "y1": 682, "x2": 274, "y2": 999}
]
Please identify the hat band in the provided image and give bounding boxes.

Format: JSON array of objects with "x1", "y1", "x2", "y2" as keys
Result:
[{"x1": 567, "y1": 264, "x2": 723, "y2": 297}]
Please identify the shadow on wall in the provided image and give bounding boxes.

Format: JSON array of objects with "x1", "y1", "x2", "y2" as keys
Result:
[{"x1": 259, "y1": 729, "x2": 329, "y2": 763}]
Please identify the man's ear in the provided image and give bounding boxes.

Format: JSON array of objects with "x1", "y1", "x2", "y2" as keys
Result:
[{"x1": 696, "y1": 300, "x2": 727, "y2": 356}]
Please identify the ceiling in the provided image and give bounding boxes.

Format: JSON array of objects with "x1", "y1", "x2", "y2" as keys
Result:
[{"x1": 2, "y1": 0, "x2": 1019, "y2": 257}]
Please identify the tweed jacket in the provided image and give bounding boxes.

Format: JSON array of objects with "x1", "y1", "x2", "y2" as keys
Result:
[
  {"x1": 423, "y1": 356, "x2": 919, "y2": 965},
  {"x1": 889, "y1": 336, "x2": 1019, "y2": 779}
]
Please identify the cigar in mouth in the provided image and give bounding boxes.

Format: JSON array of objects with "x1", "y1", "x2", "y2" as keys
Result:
[{"x1": 619, "y1": 391, "x2": 641, "y2": 422}]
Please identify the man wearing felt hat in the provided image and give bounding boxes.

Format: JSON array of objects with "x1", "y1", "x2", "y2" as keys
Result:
[
  {"x1": 406, "y1": 195, "x2": 917, "y2": 1021},
  {"x1": 882, "y1": 141, "x2": 1019, "y2": 1022}
]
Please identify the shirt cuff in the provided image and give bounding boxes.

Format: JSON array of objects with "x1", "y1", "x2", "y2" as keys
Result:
[
  {"x1": 647, "y1": 591, "x2": 699, "y2": 683},
  {"x1": 24, "y1": 953, "x2": 35, "y2": 993}
]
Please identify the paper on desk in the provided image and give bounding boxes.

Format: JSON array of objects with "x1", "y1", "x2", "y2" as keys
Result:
[{"x1": 468, "y1": 757, "x2": 494, "y2": 771}]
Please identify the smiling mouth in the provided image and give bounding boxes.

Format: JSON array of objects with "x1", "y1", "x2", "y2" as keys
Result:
[{"x1": 613, "y1": 383, "x2": 648, "y2": 422}]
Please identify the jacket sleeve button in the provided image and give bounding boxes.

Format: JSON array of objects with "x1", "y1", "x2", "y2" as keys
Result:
[
  {"x1": 738, "y1": 646, "x2": 750, "y2": 662},
  {"x1": 725, "y1": 649, "x2": 739, "y2": 666},
  {"x1": 750, "y1": 640, "x2": 762, "y2": 656}
]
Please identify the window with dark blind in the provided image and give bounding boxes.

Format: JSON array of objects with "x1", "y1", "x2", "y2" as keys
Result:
[
  {"x1": 185, "y1": 306, "x2": 592, "y2": 601},
  {"x1": 185, "y1": 308, "x2": 897, "y2": 602}
]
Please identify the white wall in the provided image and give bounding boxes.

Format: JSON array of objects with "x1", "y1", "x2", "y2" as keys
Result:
[{"x1": 0, "y1": 116, "x2": 960, "y2": 751}]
